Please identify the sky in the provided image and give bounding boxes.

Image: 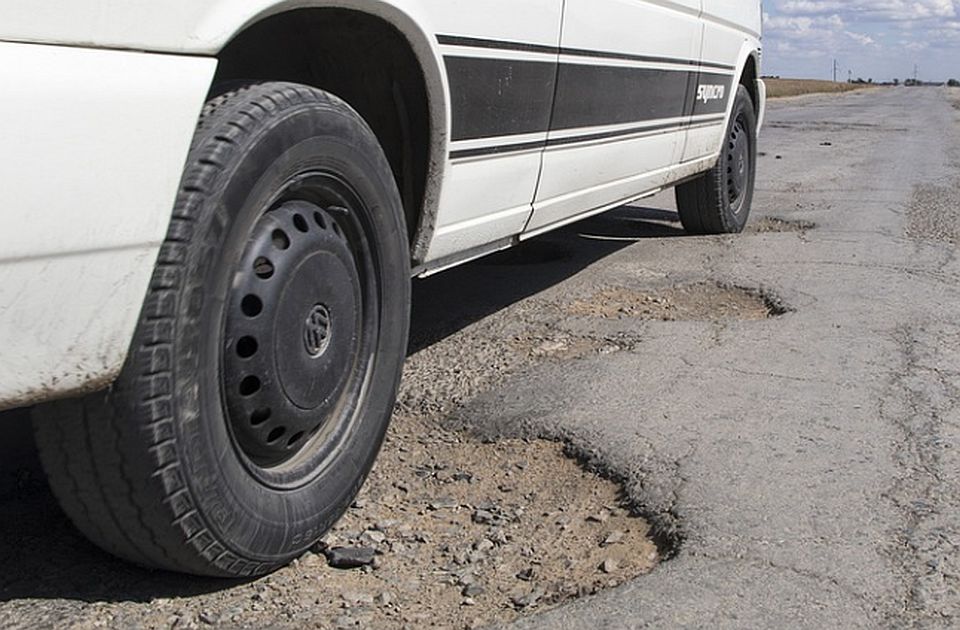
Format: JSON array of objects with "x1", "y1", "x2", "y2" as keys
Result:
[{"x1": 762, "y1": 0, "x2": 960, "y2": 82}]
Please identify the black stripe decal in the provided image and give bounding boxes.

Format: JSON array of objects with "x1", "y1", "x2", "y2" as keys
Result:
[
  {"x1": 552, "y1": 64, "x2": 689, "y2": 130},
  {"x1": 449, "y1": 117, "x2": 726, "y2": 161},
  {"x1": 449, "y1": 140, "x2": 547, "y2": 161},
  {"x1": 445, "y1": 56, "x2": 556, "y2": 141},
  {"x1": 547, "y1": 117, "x2": 724, "y2": 148},
  {"x1": 440, "y1": 35, "x2": 736, "y2": 161},
  {"x1": 561, "y1": 46, "x2": 736, "y2": 71},
  {"x1": 436, "y1": 34, "x2": 736, "y2": 71},
  {"x1": 445, "y1": 54, "x2": 733, "y2": 142},
  {"x1": 437, "y1": 34, "x2": 559, "y2": 56},
  {"x1": 554, "y1": 67, "x2": 734, "y2": 129}
]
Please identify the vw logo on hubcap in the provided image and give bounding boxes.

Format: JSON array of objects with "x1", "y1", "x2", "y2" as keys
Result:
[{"x1": 303, "y1": 304, "x2": 332, "y2": 358}]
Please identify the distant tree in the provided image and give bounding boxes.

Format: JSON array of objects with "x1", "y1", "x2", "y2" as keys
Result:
[
  {"x1": 893, "y1": 78, "x2": 900, "y2": 86},
  {"x1": 949, "y1": 78, "x2": 960, "y2": 87},
  {"x1": 868, "y1": 78, "x2": 873, "y2": 84}
]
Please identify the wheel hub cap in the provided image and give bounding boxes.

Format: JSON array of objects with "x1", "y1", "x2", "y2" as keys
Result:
[{"x1": 223, "y1": 201, "x2": 362, "y2": 468}]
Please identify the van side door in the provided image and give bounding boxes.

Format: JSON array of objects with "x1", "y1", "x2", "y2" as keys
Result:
[
  {"x1": 422, "y1": 1, "x2": 563, "y2": 263},
  {"x1": 525, "y1": 0, "x2": 704, "y2": 234}
]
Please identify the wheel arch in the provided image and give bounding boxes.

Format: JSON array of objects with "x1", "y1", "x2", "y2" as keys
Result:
[
  {"x1": 711, "y1": 42, "x2": 763, "y2": 156},
  {"x1": 738, "y1": 52, "x2": 761, "y2": 117},
  {"x1": 209, "y1": 2, "x2": 449, "y2": 266}
]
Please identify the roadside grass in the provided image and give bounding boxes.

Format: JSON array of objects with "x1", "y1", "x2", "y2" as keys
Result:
[{"x1": 765, "y1": 78, "x2": 875, "y2": 99}]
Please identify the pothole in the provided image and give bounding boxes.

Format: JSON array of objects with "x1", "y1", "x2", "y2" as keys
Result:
[
  {"x1": 749, "y1": 216, "x2": 817, "y2": 234},
  {"x1": 566, "y1": 282, "x2": 790, "y2": 321},
  {"x1": 478, "y1": 240, "x2": 574, "y2": 267},
  {"x1": 307, "y1": 414, "x2": 658, "y2": 629}
]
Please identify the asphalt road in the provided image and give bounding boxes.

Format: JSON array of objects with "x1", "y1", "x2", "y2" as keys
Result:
[
  {"x1": 2, "y1": 86, "x2": 959, "y2": 629},
  {"x1": 456, "y1": 86, "x2": 960, "y2": 628}
]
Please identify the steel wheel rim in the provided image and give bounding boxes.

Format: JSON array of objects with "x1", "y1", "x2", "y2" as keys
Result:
[{"x1": 219, "y1": 171, "x2": 381, "y2": 489}]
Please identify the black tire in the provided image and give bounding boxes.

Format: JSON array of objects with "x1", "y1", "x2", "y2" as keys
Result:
[
  {"x1": 32, "y1": 82, "x2": 410, "y2": 577},
  {"x1": 675, "y1": 85, "x2": 757, "y2": 235}
]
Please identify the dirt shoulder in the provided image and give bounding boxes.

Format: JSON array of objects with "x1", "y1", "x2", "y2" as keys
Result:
[{"x1": 765, "y1": 78, "x2": 878, "y2": 99}]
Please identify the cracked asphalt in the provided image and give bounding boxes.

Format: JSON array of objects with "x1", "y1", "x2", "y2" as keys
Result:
[
  {"x1": 452, "y1": 86, "x2": 960, "y2": 628},
  {"x1": 3, "y1": 86, "x2": 960, "y2": 629}
]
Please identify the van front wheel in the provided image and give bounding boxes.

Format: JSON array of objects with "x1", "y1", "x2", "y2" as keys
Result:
[{"x1": 33, "y1": 82, "x2": 410, "y2": 577}]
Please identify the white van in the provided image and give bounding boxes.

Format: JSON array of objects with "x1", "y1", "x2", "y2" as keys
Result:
[{"x1": 0, "y1": 0, "x2": 764, "y2": 576}]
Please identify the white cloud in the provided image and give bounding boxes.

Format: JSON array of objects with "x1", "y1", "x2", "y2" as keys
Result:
[
  {"x1": 763, "y1": 0, "x2": 960, "y2": 79},
  {"x1": 844, "y1": 31, "x2": 877, "y2": 47},
  {"x1": 776, "y1": 0, "x2": 956, "y2": 21}
]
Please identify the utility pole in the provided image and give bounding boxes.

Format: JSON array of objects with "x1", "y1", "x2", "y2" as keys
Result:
[
  {"x1": 833, "y1": 58, "x2": 839, "y2": 82},
  {"x1": 848, "y1": 69, "x2": 853, "y2": 83},
  {"x1": 914, "y1": 64, "x2": 919, "y2": 84}
]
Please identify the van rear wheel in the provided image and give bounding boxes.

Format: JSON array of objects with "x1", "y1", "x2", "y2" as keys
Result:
[
  {"x1": 676, "y1": 85, "x2": 757, "y2": 235},
  {"x1": 32, "y1": 82, "x2": 410, "y2": 577}
]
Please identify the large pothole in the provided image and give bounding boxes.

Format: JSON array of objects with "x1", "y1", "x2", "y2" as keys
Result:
[
  {"x1": 566, "y1": 282, "x2": 790, "y2": 321},
  {"x1": 303, "y1": 415, "x2": 658, "y2": 629}
]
